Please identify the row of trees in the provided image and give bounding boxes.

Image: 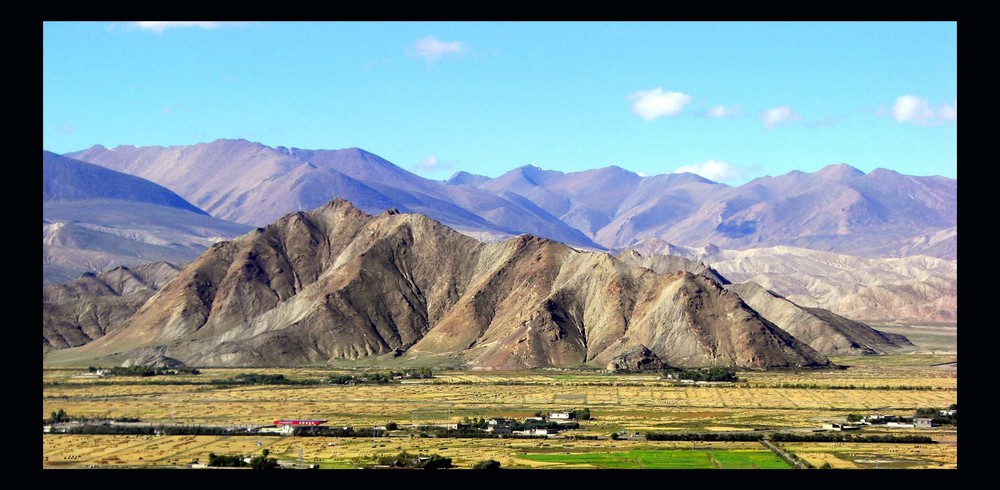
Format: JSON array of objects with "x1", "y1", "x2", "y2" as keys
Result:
[
  {"x1": 212, "y1": 373, "x2": 319, "y2": 385},
  {"x1": 376, "y1": 451, "x2": 453, "y2": 469},
  {"x1": 44, "y1": 409, "x2": 140, "y2": 426},
  {"x1": 771, "y1": 433, "x2": 935, "y2": 443},
  {"x1": 64, "y1": 424, "x2": 232, "y2": 436},
  {"x1": 664, "y1": 367, "x2": 739, "y2": 382},
  {"x1": 327, "y1": 368, "x2": 433, "y2": 385},
  {"x1": 767, "y1": 382, "x2": 937, "y2": 391},
  {"x1": 645, "y1": 431, "x2": 763, "y2": 441},
  {"x1": 207, "y1": 450, "x2": 277, "y2": 469},
  {"x1": 89, "y1": 365, "x2": 200, "y2": 377}
]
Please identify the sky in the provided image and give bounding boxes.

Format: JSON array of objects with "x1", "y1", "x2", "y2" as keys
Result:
[{"x1": 43, "y1": 21, "x2": 957, "y2": 184}]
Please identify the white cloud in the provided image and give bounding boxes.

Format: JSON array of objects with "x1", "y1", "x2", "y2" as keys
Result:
[
  {"x1": 409, "y1": 36, "x2": 466, "y2": 61},
  {"x1": 636, "y1": 170, "x2": 648, "y2": 177},
  {"x1": 940, "y1": 101, "x2": 958, "y2": 122},
  {"x1": 411, "y1": 156, "x2": 455, "y2": 174},
  {"x1": 706, "y1": 104, "x2": 742, "y2": 118},
  {"x1": 628, "y1": 88, "x2": 692, "y2": 121},
  {"x1": 761, "y1": 106, "x2": 801, "y2": 129},
  {"x1": 892, "y1": 95, "x2": 957, "y2": 126},
  {"x1": 129, "y1": 22, "x2": 227, "y2": 33},
  {"x1": 893, "y1": 95, "x2": 935, "y2": 125},
  {"x1": 673, "y1": 160, "x2": 741, "y2": 182}
]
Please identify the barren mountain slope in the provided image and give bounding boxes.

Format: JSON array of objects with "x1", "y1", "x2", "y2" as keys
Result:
[
  {"x1": 43, "y1": 262, "x2": 181, "y2": 350},
  {"x1": 627, "y1": 239, "x2": 956, "y2": 323},
  {"x1": 45, "y1": 199, "x2": 828, "y2": 370}
]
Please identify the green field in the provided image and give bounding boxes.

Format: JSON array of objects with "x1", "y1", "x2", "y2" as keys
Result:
[{"x1": 518, "y1": 449, "x2": 790, "y2": 469}]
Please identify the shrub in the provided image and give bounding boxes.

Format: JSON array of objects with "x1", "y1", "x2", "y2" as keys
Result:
[{"x1": 472, "y1": 459, "x2": 501, "y2": 470}]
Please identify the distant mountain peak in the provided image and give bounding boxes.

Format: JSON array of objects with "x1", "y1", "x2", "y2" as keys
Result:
[
  {"x1": 446, "y1": 170, "x2": 490, "y2": 186},
  {"x1": 814, "y1": 163, "x2": 865, "y2": 180}
]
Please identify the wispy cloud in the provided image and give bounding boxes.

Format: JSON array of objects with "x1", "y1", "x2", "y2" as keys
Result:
[
  {"x1": 761, "y1": 106, "x2": 801, "y2": 129},
  {"x1": 408, "y1": 36, "x2": 466, "y2": 62},
  {"x1": 128, "y1": 22, "x2": 229, "y2": 33},
  {"x1": 673, "y1": 160, "x2": 743, "y2": 182},
  {"x1": 628, "y1": 88, "x2": 692, "y2": 121},
  {"x1": 705, "y1": 104, "x2": 743, "y2": 118},
  {"x1": 162, "y1": 103, "x2": 183, "y2": 115},
  {"x1": 804, "y1": 116, "x2": 842, "y2": 129},
  {"x1": 893, "y1": 95, "x2": 957, "y2": 125},
  {"x1": 410, "y1": 156, "x2": 455, "y2": 174}
]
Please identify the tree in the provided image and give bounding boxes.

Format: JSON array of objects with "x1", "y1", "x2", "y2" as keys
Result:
[
  {"x1": 610, "y1": 432, "x2": 620, "y2": 440},
  {"x1": 419, "y1": 454, "x2": 453, "y2": 470},
  {"x1": 472, "y1": 459, "x2": 501, "y2": 470},
  {"x1": 50, "y1": 409, "x2": 68, "y2": 423},
  {"x1": 249, "y1": 449, "x2": 278, "y2": 470},
  {"x1": 386, "y1": 421, "x2": 399, "y2": 430},
  {"x1": 846, "y1": 413, "x2": 862, "y2": 422},
  {"x1": 819, "y1": 462, "x2": 833, "y2": 469}
]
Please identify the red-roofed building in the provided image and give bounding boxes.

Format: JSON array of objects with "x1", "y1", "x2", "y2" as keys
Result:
[
  {"x1": 274, "y1": 419, "x2": 327, "y2": 426},
  {"x1": 272, "y1": 419, "x2": 327, "y2": 435}
]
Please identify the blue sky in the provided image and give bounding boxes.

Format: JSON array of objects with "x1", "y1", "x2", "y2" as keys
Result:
[{"x1": 43, "y1": 21, "x2": 957, "y2": 183}]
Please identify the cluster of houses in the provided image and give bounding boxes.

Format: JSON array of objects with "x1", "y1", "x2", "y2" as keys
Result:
[
  {"x1": 424, "y1": 411, "x2": 582, "y2": 437},
  {"x1": 859, "y1": 413, "x2": 951, "y2": 429},
  {"x1": 821, "y1": 409, "x2": 958, "y2": 432},
  {"x1": 251, "y1": 411, "x2": 585, "y2": 438}
]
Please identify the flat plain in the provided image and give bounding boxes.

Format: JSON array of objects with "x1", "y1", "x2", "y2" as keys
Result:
[{"x1": 42, "y1": 324, "x2": 957, "y2": 470}]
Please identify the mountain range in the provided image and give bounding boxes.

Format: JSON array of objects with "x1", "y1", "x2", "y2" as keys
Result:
[
  {"x1": 68, "y1": 139, "x2": 955, "y2": 259},
  {"x1": 42, "y1": 151, "x2": 250, "y2": 284},
  {"x1": 624, "y1": 239, "x2": 956, "y2": 323},
  {"x1": 43, "y1": 200, "x2": 913, "y2": 369},
  {"x1": 455, "y1": 161, "x2": 956, "y2": 259},
  {"x1": 41, "y1": 140, "x2": 952, "y2": 368}
]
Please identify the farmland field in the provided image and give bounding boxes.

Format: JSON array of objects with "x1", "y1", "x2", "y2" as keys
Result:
[
  {"x1": 43, "y1": 329, "x2": 957, "y2": 470},
  {"x1": 518, "y1": 445, "x2": 790, "y2": 469}
]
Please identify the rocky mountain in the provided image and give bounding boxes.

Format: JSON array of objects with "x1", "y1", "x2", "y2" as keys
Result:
[
  {"x1": 44, "y1": 199, "x2": 829, "y2": 370},
  {"x1": 68, "y1": 140, "x2": 598, "y2": 249},
  {"x1": 454, "y1": 163, "x2": 956, "y2": 259},
  {"x1": 42, "y1": 152, "x2": 251, "y2": 284},
  {"x1": 724, "y1": 282, "x2": 912, "y2": 355},
  {"x1": 616, "y1": 250, "x2": 911, "y2": 356},
  {"x1": 43, "y1": 262, "x2": 181, "y2": 351},
  {"x1": 626, "y1": 239, "x2": 956, "y2": 323}
]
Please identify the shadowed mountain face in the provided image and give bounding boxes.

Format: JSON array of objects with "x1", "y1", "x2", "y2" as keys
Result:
[
  {"x1": 43, "y1": 151, "x2": 206, "y2": 214},
  {"x1": 45, "y1": 199, "x2": 829, "y2": 370},
  {"x1": 457, "y1": 163, "x2": 956, "y2": 259},
  {"x1": 42, "y1": 151, "x2": 251, "y2": 284},
  {"x1": 68, "y1": 140, "x2": 599, "y2": 249}
]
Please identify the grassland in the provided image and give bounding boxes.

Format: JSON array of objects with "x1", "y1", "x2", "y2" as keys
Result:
[{"x1": 518, "y1": 445, "x2": 790, "y2": 469}]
